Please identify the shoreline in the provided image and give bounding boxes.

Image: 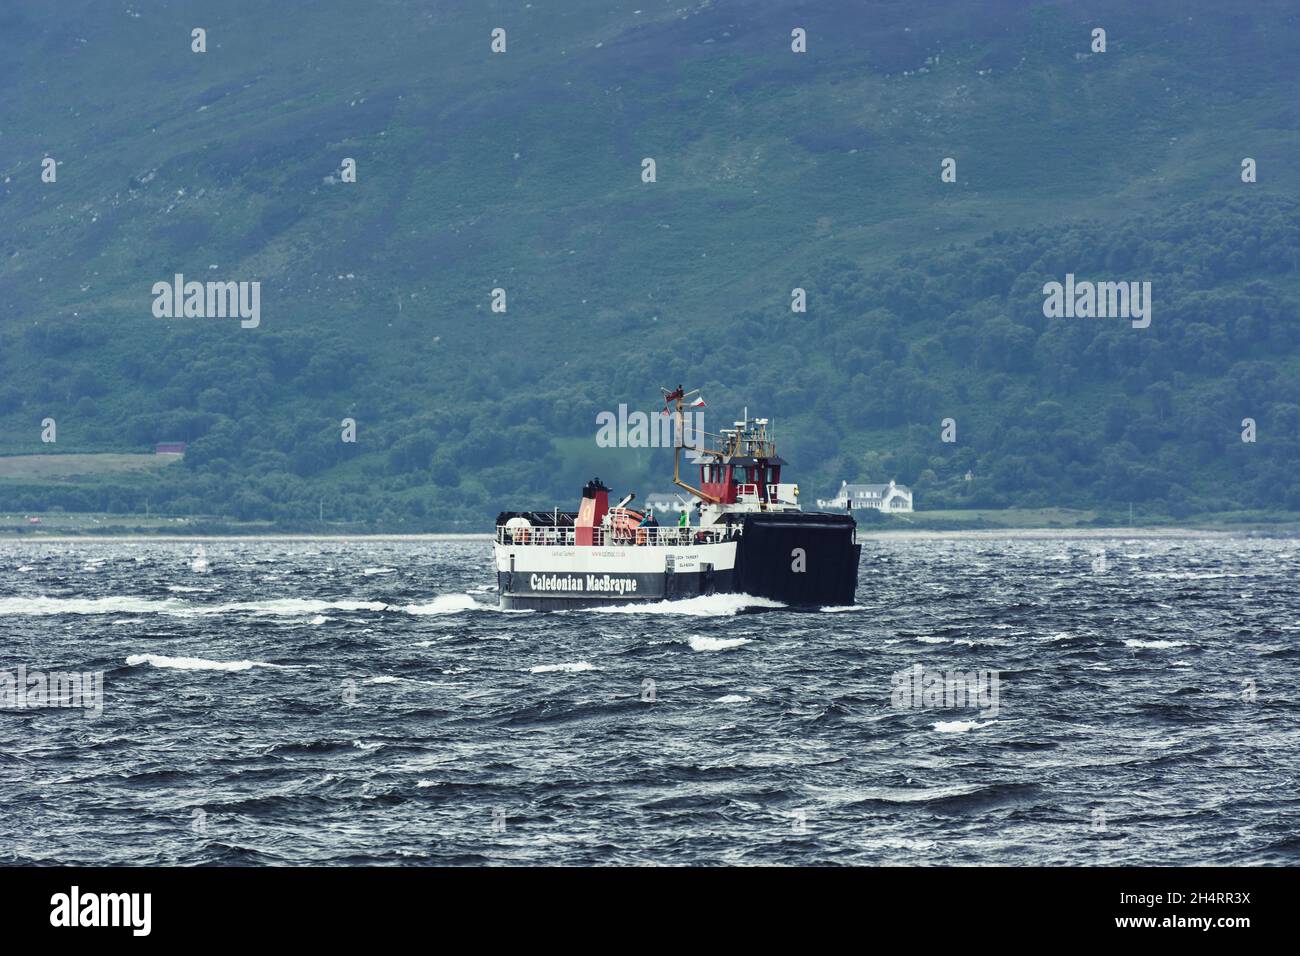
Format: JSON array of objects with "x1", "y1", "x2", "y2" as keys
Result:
[
  {"x1": 0, "y1": 527, "x2": 1292, "y2": 543},
  {"x1": 4, "y1": 508, "x2": 1299, "y2": 542},
  {"x1": 0, "y1": 533, "x2": 491, "y2": 543}
]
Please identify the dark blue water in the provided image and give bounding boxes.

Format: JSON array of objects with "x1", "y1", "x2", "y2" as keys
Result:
[{"x1": 1, "y1": 534, "x2": 1297, "y2": 865}]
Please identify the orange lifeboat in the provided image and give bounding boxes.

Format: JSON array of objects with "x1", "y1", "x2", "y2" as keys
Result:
[{"x1": 609, "y1": 508, "x2": 644, "y2": 542}]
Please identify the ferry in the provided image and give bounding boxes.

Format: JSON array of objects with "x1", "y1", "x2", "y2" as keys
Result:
[{"x1": 494, "y1": 387, "x2": 861, "y2": 610}]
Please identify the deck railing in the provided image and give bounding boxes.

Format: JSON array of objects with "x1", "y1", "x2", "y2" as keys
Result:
[{"x1": 495, "y1": 524, "x2": 737, "y2": 547}]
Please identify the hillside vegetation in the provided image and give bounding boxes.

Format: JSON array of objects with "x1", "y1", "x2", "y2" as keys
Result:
[{"x1": 1, "y1": 0, "x2": 1297, "y2": 528}]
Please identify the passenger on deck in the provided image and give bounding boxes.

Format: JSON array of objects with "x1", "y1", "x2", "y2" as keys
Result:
[{"x1": 636, "y1": 508, "x2": 657, "y2": 545}]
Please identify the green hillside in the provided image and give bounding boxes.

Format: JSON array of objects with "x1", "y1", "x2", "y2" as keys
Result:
[{"x1": 1, "y1": 0, "x2": 1297, "y2": 529}]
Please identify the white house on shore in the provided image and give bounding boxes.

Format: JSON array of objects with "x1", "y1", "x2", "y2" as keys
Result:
[{"x1": 817, "y1": 480, "x2": 914, "y2": 513}]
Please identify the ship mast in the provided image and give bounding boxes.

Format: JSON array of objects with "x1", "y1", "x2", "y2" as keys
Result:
[{"x1": 663, "y1": 385, "x2": 720, "y2": 504}]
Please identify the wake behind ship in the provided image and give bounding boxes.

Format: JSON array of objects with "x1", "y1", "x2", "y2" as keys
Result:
[{"x1": 494, "y1": 388, "x2": 861, "y2": 610}]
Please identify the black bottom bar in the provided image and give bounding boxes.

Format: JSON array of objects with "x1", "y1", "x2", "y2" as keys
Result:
[{"x1": 1, "y1": 866, "x2": 1282, "y2": 942}]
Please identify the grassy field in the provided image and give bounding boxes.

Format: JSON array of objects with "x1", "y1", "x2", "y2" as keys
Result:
[
  {"x1": 0, "y1": 453, "x2": 181, "y2": 481},
  {"x1": 0, "y1": 511, "x2": 274, "y2": 536},
  {"x1": 0, "y1": 512, "x2": 191, "y2": 531}
]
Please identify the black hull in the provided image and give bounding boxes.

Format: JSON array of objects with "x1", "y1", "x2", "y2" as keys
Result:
[
  {"x1": 499, "y1": 568, "x2": 737, "y2": 611},
  {"x1": 732, "y1": 511, "x2": 862, "y2": 606},
  {"x1": 498, "y1": 512, "x2": 860, "y2": 610}
]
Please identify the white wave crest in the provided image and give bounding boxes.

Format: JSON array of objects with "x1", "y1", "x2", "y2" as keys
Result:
[
  {"x1": 586, "y1": 593, "x2": 784, "y2": 616},
  {"x1": 126, "y1": 653, "x2": 287, "y2": 672},
  {"x1": 0, "y1": 596, "x2": 385, "y2": 617},
  {"x1": 1, "y1": 596, "x2": 185, "y2": 616},
  {"x1": 714, "y1": 694, "x2": 752, "y2": 704},
  {"x1": 1124, "y1": 638, "x2": 1189, "y2": 649},
  {"x1": 687, "y1": 635, "x2": 752, "y2": 652},
  {"x1": 363, "y1": 675, "x2": 441, "y2": 686},
  {"x1": 932, "y1": 719, "x2": 996, "y2": 733},
  {"x1": 529, "y1": 661, "x2": 597, "y2": 674},
  {"x1": 400, "y1": 594, "x2": 482, "y2": 615},
  {"x1": 224, "y1": 598, "x2": 388, "y2": 616}
]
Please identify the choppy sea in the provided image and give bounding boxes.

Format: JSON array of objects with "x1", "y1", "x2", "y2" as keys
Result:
[{"x1": 1, "y1": 534, "x2": 1297, "y2": 865}]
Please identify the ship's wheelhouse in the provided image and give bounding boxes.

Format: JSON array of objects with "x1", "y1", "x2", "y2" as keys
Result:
[{"x1": 700, "y1": 456, "x2": 785, "y2": 505}]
